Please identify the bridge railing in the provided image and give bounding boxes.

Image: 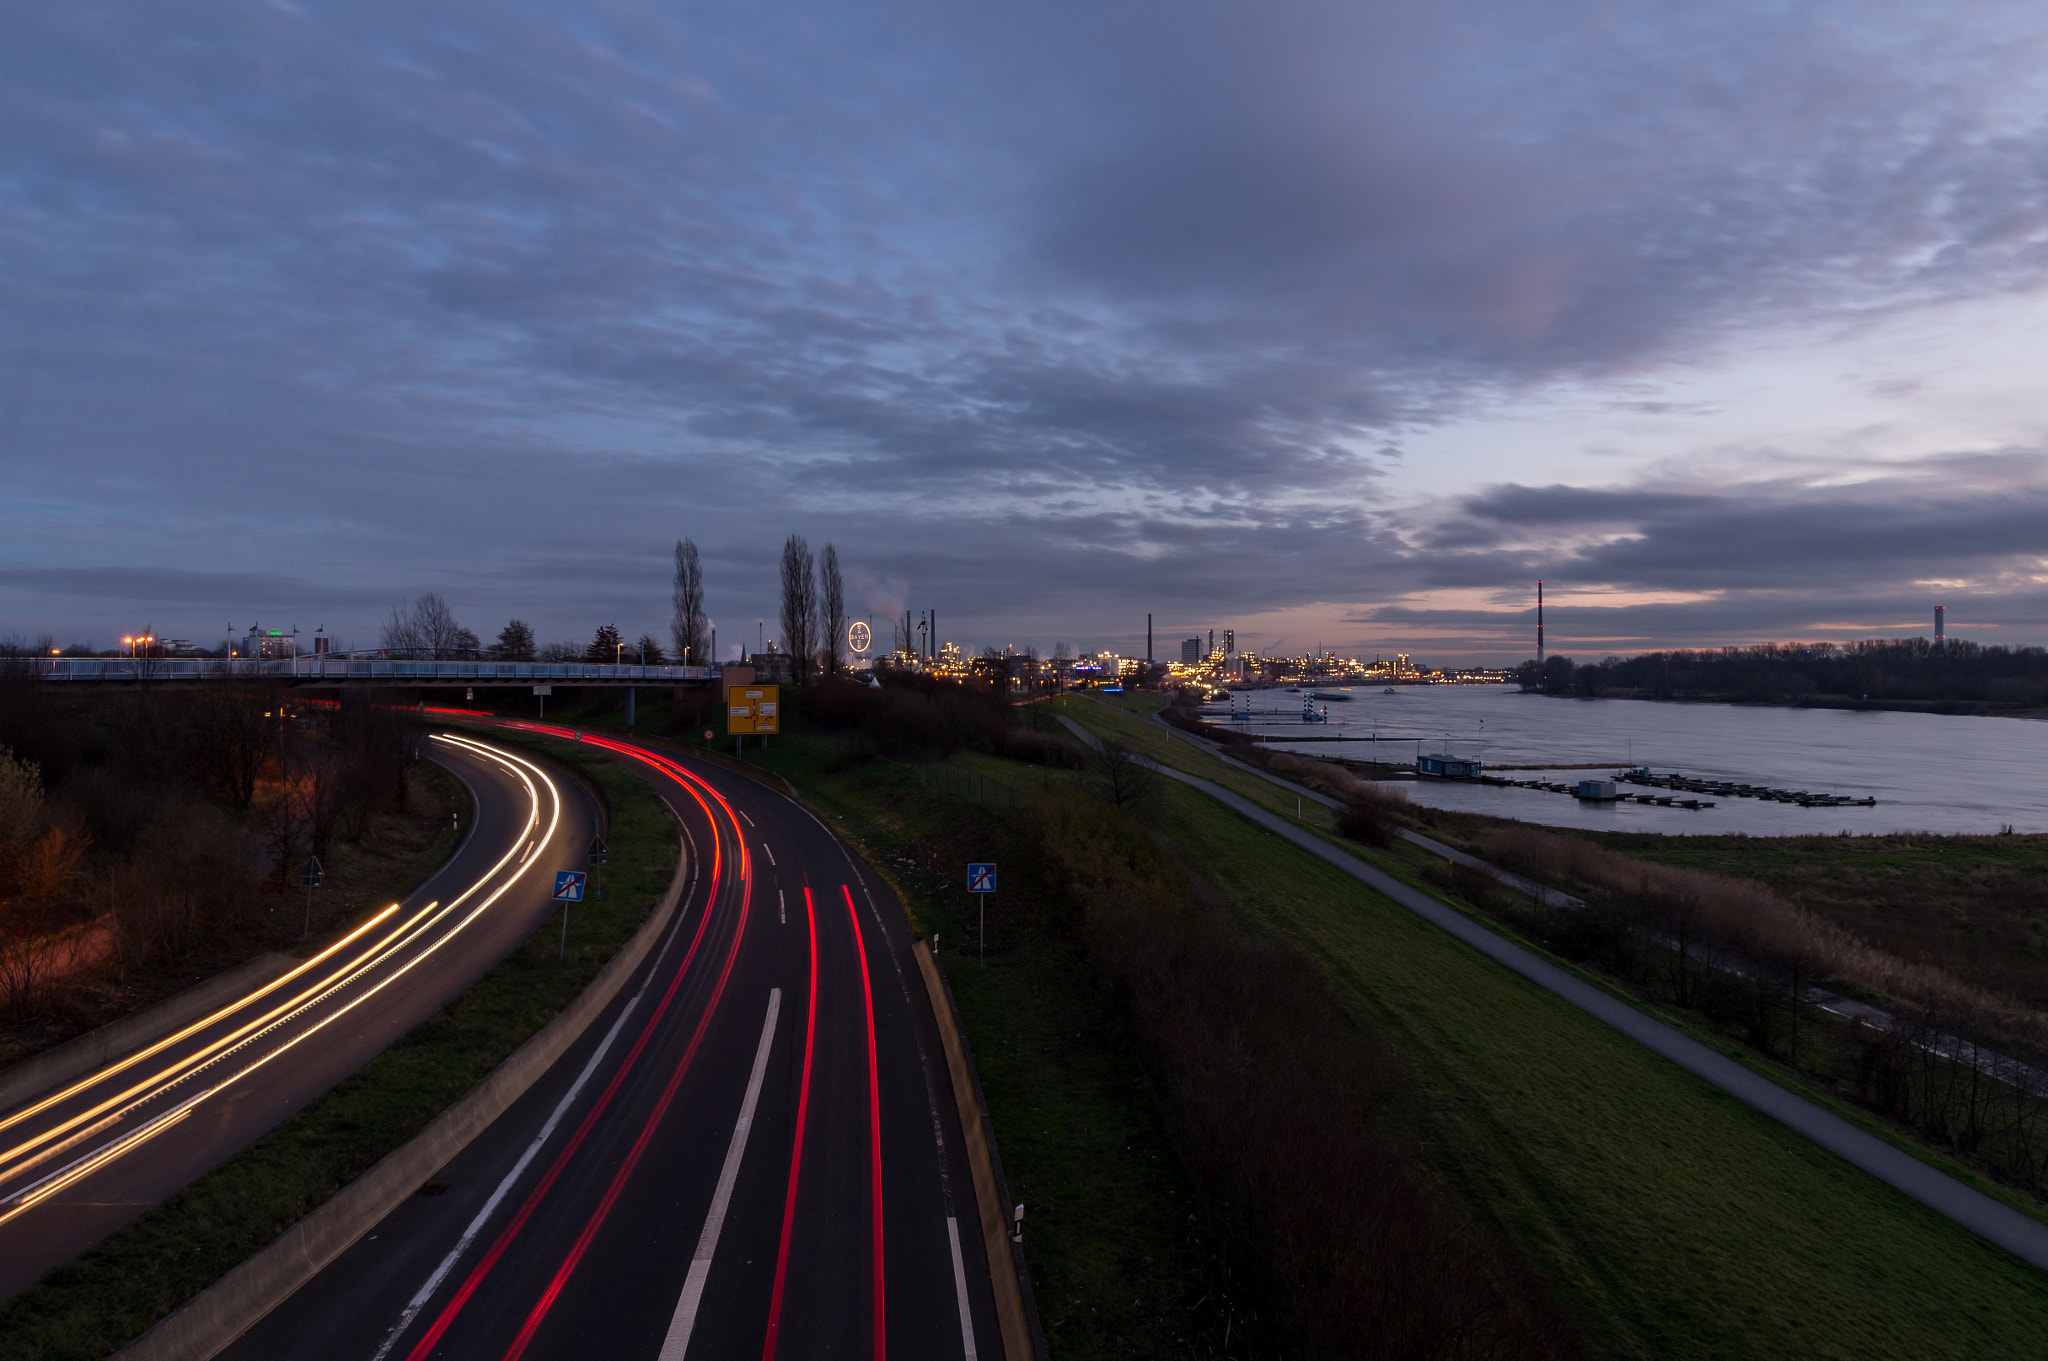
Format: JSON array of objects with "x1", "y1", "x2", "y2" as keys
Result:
[{"x1": 26, "y1": 658, "x2": 716, "y2": 683}]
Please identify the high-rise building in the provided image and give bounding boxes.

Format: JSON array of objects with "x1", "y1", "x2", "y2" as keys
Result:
[
  {"x1": 1223, "y1": 628, "x2": 1234, "y2": 654},
  {"x1": 1181, "y1": 636, "x2": 1202, "y2": 664}
]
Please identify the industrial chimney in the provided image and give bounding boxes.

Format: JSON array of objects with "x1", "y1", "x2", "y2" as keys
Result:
[
  {"x1": 1537, "y1": 580, "x2": 1545, "y2": 663},
  {"x1": 1935, "y1": 605, "x2": 1945, "y2": 647}
]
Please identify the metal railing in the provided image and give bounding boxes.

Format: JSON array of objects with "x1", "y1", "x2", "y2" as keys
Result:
[{"x1": 22, "y1": 658, "x2": 716, "y2": 684}]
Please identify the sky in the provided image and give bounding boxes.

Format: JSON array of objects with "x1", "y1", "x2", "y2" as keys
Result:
[{"x1": 6, "y1": 1, "x2": 2048, "y2": 664}]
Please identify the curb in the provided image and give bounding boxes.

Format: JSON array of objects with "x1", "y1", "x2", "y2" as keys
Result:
[
  {"x1": 0, "y1": 954, "x2": 301, "y2": 1122},
  {"x1": 113, "y1": 807, "x2": 692, "y2": 1361},
  {"x1": 913, "y1": 940, "x2": 1048, "y2": 1361}
]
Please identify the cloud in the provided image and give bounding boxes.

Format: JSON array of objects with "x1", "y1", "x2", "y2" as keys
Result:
[{"x1": 4, "y1": 2, "x2": 2048, "y2": 658}]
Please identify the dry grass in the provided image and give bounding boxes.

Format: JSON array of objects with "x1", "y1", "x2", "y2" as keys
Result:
[{"x1": 1472, "y1": 825, "x2": 2048, "y2": 1052}]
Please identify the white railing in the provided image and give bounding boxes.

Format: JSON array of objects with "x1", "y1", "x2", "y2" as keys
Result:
[{"x1": 25, "y1": 658, "x2": 716, "y2": 683}]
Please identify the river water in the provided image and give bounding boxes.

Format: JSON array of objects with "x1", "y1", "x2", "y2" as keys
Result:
[{"x1": 1201, "y1": 685, "x2": 2048, "y2": 836}]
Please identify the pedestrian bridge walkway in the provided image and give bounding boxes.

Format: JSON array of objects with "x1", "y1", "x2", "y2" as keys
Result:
[{"x1": 25, "y1": 657, "x2": 715, "y2": 687}]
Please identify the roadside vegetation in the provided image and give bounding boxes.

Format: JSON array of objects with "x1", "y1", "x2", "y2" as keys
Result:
[
  {"x1": 0, "y1": 732, "x2": 676, "y2": 1361},
  {"x1": 0, "y1": 670, "x2": 459, "y2": 1068},
  {"x1": 1045, "y1": 689, "x2": 2048, "y2": 1358}
]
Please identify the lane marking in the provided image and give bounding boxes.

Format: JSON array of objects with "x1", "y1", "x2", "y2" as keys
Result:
[
  {"x1": 761, "y1": 888, "x2": 820, "y2": 1361},
  {"x1": 370, "y1": 991, "x2": 646, "y2": 1361},
  {"x1": 946, "y1": 1217, "x2": 977, "y2": 1361},
  {"x1": 844, "y1": 885, "x2": 886, "y2": 1361},
  {"x1": 779, "y1": 889, "x2": 785, "y2": 926},
  {"x1": 402, "y1": 761, "x2": 736, "y2": 1361},
  {"x1": 739, "y1": 810, "x2": 756, "y2": 828},
  {"x1": 657, "y1": 990, "x2": 783, "y2": 1361},
  {"x1": 762, "y1": 842, "x2": 776, "y2": 867},
  {"x1": 499, "y1": 882, "x2": 757, "y2": 1361}
]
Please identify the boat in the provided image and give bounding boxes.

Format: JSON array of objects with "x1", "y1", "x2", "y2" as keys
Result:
[
  {"x1": 1381, "y1": 687, "x2": 1397, "y2": 695},
  {"x1": 1309, "y1": 691, "x2": 1352, "y2": 702}
]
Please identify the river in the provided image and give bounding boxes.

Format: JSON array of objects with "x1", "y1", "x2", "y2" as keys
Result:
[{"x1": 1202, "y1": 685, "x2": 2048, "y2": 836}]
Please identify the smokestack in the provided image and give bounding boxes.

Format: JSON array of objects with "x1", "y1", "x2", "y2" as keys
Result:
[
  {"x1": 932, "y1": 608, "x2": 936, "y2": 661},
  {"x1": 1147, "y1": 613, "x2": 1153, "y2": 661},
  {"x1": 1936, "y1": 605, "x2": 1945, "y2": 646},
  {"x1": 1537, "y1": 580, "x2": 1545, "y2": 662},
  {"x1": 1208, "y1": 628, "x2": 1214, "y2": 655}
]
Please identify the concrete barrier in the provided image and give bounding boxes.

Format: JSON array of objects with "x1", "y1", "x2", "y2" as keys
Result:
[
  {"x1": 914, "y1": 939, "x2": 1046, "y2": 1361},
  {"x1": 114, "y1": 812, "x2": 692, "y2": 1361},
  {"x1": 0, "y1": 953, "x2": 302, "y2": 1122}
]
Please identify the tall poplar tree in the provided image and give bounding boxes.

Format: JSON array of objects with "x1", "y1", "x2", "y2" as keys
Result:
[
  {"x1": 820, "y1": 543, "x2": 845, "y2": 676},
  {"x1": 671, "y1": 538, "x2": 707, "y2": 666},
  {"x1": 778, "y1": 534, "x2": 817, "y2": 685}
]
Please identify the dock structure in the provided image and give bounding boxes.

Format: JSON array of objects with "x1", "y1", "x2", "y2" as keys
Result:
[{"x1": 1474, "y1": 767, "x2": 1878, "y2": 811}]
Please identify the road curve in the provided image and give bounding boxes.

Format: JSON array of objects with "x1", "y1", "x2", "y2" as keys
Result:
[
  {"x1": 224, "y1": 724, "x2": 1003, "y2": 1361},
  {"x1": 0, "y1": 734, "x2": 599, "y2": 1301}
]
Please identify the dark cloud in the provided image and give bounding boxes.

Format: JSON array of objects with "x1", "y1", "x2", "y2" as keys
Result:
[{"x1": 3, "y1": 2, "x2": 2047, "y2": 659}]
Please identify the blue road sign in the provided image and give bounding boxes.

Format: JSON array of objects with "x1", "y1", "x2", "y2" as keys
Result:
[
  {"x1": 553, "y1": 870, "x2": 587, "y2": 902},
  {"x1": 967, "y1": 863, "x2": 997, "y2": 893}
]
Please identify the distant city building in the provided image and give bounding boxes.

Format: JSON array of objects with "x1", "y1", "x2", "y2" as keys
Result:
[
  {"x1": 1181, "y1": 636, "x2": 1201, "y2": 664},
  {"x1": 1223, "y1": 629, "x2": 1234, "y2": 654}
]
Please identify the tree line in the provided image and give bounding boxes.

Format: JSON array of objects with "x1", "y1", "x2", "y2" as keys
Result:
[
  {"x1": 1516, "y1": 636, "x2": 2048, "y2": 705},
  {"x1": 374, "y1": 531, "x2": 852, "y2": 681}
]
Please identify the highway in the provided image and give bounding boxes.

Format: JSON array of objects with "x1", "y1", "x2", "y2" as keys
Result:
[
  {"x1": 222, "y1": 725, "x2": 1002, "y2": 1360},
  {"x1": 0, "y1": 733, "x2": 598, "y2": 1301}
]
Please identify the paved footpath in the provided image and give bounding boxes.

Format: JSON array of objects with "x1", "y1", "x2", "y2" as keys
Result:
[{"x1": 1056, "y1": 709, "x2": 2048, "y2": 1273}]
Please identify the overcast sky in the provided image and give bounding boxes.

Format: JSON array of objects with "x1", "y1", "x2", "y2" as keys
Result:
[{"x1": 6, "y1": 1, "x2": 2048, "y2": 663}]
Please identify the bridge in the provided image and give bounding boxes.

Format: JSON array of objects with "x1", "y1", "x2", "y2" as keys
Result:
[{"x1": 22, "y1": 657, "x2": 718, "y2": 687}]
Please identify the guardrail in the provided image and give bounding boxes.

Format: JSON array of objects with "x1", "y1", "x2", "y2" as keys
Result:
[{"x1": 23, "y1": 658, "x2": 716, "y2": 684}]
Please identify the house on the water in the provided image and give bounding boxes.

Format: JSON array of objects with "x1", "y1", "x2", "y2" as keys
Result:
[{"x1": 1418, "y1": 753, "x2": 1483, "y2": 778}]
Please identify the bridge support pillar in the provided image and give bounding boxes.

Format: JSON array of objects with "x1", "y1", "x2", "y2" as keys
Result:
[{"x1": 625, "y1": 686, "x2": 636, "y2": 728}]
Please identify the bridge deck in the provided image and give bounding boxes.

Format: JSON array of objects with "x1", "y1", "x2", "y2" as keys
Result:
[{"x1": 25, "y1": 659, "x2": 717, "y2": 686}]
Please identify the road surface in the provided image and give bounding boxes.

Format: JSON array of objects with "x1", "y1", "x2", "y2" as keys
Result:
[
  {"x1": 223, "y1": 725, "x2": 1001, "y2": 1360},
  {"x1": 0, "y1": 733, "x2": 598, "y2": 1301}
]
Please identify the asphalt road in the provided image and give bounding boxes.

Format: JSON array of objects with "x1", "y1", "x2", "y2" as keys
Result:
[
  {"x1": 224, "y1": 725, "x2": 1000, "y2": 1360},
  {"x1": 0, "y1": 733, "x2": 599, "y2": 1301}
]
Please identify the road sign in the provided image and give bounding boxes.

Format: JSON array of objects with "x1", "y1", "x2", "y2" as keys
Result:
[
  {"x1": 552, "y1": 870, "x2": 587, "y2": 902},
  {"x1": 299, "y1": 856, "x2": 323, "y2": 888},
  {"x1": 587, "y1": 834, "x2": 608, "y2": 864},
  {"x1": 532, "y1": 684, "x2": 553, "y2": 695},
  {"x1": 728, "y1": 685, "x2": 779, "y2": 735},
  {"x1": 967, "y1": 862, "x2": 997, "y2": 893}
]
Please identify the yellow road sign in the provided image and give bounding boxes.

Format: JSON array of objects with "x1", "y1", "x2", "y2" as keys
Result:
[{"x1": 727, "y1": 685, "x2": 779, "y2": 734}]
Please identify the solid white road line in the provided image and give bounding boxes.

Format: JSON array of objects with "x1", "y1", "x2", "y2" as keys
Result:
[
  {"x1": 368, "y1": 994, "x2": 644, "y2": 1361},
  {"x1": 372, "y1": 818, "x2": 706, "y2": 1361},
  {"x1": 947, "y1": 1216, "x2": 978, "y2": 1361},
  {"x1": 658, "y1": 990, "x2": 783, "y2": 1361}
]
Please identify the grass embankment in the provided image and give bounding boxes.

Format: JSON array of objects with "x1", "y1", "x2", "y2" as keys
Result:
[
  {"x1": 1056, "y1": 698, "x2": 2048, "y2": 1361},
  {"x1": 0, "y1": 733, "x2": 676, "y2": 1361}
]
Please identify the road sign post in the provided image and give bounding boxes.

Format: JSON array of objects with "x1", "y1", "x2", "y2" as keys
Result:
[
  {"x1": 553, "y1": 869, "x2": 587, "y2": 961},
  {"x1": 967, "y1": 862, "x2": 997, "y2": 967},
  {"x1": 298, "y1": 856, "x2": 323, "y2": 938}
]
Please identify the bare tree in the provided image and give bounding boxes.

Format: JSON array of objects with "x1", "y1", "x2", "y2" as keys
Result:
[
  {"x1": 671, "y1": 538, "x2": 708, "y2": 666},
  {"x1": 1091, "y1": 738, "x2": 1160, "y2": 811},
  {"x1": 779, "y1": 534, "x2": 817, "y2": 685},
  {"x1": 820, "y1": 543, "x2": 845, "y2": 677},
  {"x1": 381, "y1": 593, "x2": 475, "y2": 659}
]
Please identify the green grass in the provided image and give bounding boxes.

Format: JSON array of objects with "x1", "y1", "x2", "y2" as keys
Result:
[
  {"x1": 1119, "y1": 765, "x2": 2048, "y2": 1360},
  {"x1": 0, "y1": 734, "x2": 677, "y2": 1361}
]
